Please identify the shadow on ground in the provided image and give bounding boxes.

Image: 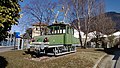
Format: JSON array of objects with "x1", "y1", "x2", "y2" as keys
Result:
[
  {"x1": 23, "y1": 49, "x2": 70, "y2": 58},
  {"x1": 24, "y1": 50, "x2": 40, "y2": 58},
  {"x1": 95, "y1": 48, "x2": 119, "y2": 54},
  {"x1": 95, "y1": 48, "x2": 120, "y2": 68},
  {"x1": 0, "y1": 56, "x2": 8, "y2": 68},
  {"x1": 23, "y1": 49, "x2": 52, "y2": 58}
]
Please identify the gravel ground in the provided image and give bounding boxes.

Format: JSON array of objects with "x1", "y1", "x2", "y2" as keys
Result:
[{"x1": 0, "y1": 48, "x2": 106, "y2": 68}]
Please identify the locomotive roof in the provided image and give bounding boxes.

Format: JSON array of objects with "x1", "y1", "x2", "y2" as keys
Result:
[{"x1": 48, "y1": 23, "x2": 71, "y2": 27}]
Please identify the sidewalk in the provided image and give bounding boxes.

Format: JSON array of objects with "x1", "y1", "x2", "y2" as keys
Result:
[
  {"x1": 0, "y1": 46, "x2": 14, "y2": 53},
  {"x1": 96, "y1": 49, "x2": 120, "y2": 68},
  {"x1": 0, "y1": 46, "x2": 15, "y2": 49},
  {"x1": 0, "y1": 46, "x2": 13, "y2": 48},
  {"x1": 97, "y1": 55, "x2": 115, "y2": 68}
]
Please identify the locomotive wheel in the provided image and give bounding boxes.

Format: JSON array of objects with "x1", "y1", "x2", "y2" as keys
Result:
[
  {"x1": 69, "y1": 46, "x2": 72, "y2": 51},
  {"x1": 72, "y1": 46, "x2": 75, "y2": 51},
  {"x1": 54, "y1": 47, "x2": 58, "y2": 56},
  {"x1": 58, "y1": 47, "x2": 62, "y2": 53},
  {"x1": 35, "y1": 50, "x2": 40, "y2": 56}
]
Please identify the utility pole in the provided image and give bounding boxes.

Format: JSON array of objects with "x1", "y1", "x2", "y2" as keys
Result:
[{"x1": 53, "y1": 11, "x2": 59, "y2": 23}]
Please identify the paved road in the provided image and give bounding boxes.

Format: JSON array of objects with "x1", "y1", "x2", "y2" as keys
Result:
[{"x1": 0, "y1": 46, "x2": 14, "y2": 53}]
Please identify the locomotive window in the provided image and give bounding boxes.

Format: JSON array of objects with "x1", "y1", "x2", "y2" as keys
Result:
[
  {"x1": 48, "y1": 25, "x2": 67, "y2": 34},
  {"x1": 60, "y1": 30, "x2": 62, "y2": 33},
  {"x1": 69, "y1": 27, "x2": 72, "y2": 34},
  {"x1": 55, "y1": 26, "x2": 59, "y2": 34},
  {"x1": 72, "y1": 28, "x2": 74, "y2": 34},
  {"x1": 61, "y1": 26, "x2": 65, "y2": 34},
  {"x1": 66, "y1": 27, "x2": 70, "y2": 34},
  {"x1": 67, "y1": 27, "x2": 68, "y2": 33}
]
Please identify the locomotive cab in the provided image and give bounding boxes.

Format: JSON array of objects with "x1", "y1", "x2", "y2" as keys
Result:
[{"x1": 48, "y1": 23, "x2": 74, "y2": 35}]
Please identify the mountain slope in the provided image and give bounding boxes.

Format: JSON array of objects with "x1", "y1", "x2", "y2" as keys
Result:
[{"x1": 105, "y1": 12, "x2": 120, "y2": 30}]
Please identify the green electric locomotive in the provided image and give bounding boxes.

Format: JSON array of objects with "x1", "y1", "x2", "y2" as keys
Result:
[{"x1": 32, "y1": 23, "x2": 79, "y2": 56}]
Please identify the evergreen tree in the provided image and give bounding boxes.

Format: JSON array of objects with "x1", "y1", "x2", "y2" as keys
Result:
[{"x1": 0, "y1": 0, "x2": 21, "y2": 41}]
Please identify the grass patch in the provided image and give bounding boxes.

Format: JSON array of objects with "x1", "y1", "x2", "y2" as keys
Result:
[{"x1": 0, "y1": 48, "x2": 105, "y2": 68}]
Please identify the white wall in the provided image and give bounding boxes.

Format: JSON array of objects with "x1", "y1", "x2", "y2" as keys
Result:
[{"x1": 74, "y1": 29, "x2": 85, "y2": 38}]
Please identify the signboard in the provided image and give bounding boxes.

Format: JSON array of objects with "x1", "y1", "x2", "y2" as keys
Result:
[{"x1": 14, "y1": 32, "x2": 20, "y2": 38}]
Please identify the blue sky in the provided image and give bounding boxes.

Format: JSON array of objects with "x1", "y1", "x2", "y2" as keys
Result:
[
  {"x1": 11, "y1": 0, "x2": 120, "y2": 34},
  {"x1": 105, "y1": 0, "x2": 120, "y2": 12}
]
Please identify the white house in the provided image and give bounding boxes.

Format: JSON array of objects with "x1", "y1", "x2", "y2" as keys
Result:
[
  {"x1": 74, "y1": 29, "x2": 85, "y2": 38},
  {"x1": 32, "y1": 22, "x2": 48, "y2": 38},
  {"x1": 112, "y1": 31, "x2": 120, "y2": 36}
]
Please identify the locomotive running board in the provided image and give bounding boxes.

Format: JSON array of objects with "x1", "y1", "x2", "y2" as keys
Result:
[
  {"x1": 48, "y1": 45, "x2": 64, "y2": 48},
  {"x1": 47, "y1": 51, "x2": 76, "y2": 56}
]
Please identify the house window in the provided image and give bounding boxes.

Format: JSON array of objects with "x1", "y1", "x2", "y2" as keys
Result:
[{"x1": 36, "y1": 28, "x2": 38, "y2": 30}]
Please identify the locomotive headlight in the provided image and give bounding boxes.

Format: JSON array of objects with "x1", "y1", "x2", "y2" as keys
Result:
[
  {"x1": 40, "y1": 44, "x2": 45, "y2": 50},
  {"x1": 35, "y1": 45, "x2": 40, "y2": 50}
]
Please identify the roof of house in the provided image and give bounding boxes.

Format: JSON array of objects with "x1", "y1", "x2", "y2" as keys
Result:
[{"x1": 32, "y1": 22, "x2": 48, "y2": 26}]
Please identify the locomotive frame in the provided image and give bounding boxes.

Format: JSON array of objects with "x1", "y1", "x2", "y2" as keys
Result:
[{"x1": 31, "y1": 23, "x2": 79, "y2": 56}]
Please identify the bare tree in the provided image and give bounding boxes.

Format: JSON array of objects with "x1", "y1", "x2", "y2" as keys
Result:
[
  {"x1": 83, "y1": 0, "x2": 96, "y2": 48},
  {"x1": 67, "y1": 0, "x2": 99, "y2": 48},
  {"x1": 89, "y1": 0, "x2": 116, "y2": 47},
  {"x1": 69, "y1": 0, "x2": 86, "y2": 47},
  {"x1": 60, "y1": 0, "x2": 115, "y2": 48},
  {"x1": 23, "y1": 0, "x2": 55, "y2": 35}
]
